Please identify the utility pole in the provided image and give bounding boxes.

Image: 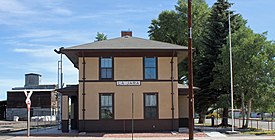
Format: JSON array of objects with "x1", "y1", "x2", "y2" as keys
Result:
[{"x1": 187, "y1": 0, "x2": 194, "y2": 139}]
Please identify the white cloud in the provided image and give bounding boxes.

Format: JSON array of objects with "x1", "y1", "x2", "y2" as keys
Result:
[
  {"x1": 0, "y1": 0, "x2": 32, "y2": 14},
  {"x1": 29, "y1": 32, "x2": 92, "y2": 44},
  {"x1": 6, "y1": 40, "x2": 58, "y2": 58},
  {"x1": 0, "y1": 0, "x2": 73, "y2": 26},
  {"x1": 14, "y1": 29, "x2": 93, "y2": 44},
  {"x1": 6, "y1": 40, "x2": 55, "y2": 48},
  {"x1": 18, "y1": 30, "x2": 62, "y2": 38},
  {"x1": 77, "y1": 7, "x2": 154, "y2": 20},
  {"x1": 7, "y1": 58, "x2": 77, "y2": 77},
  {"x1": 51, "y1": 8, "x2": 72, "y2": 16},
  {"x1": 13, "y1": 48, "x2": 56, "y2": 58}
]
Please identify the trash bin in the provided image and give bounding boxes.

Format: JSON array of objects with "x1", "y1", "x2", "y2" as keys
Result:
[{"x1": 13, "y1": 116, "x2": 19, "y2": 122}]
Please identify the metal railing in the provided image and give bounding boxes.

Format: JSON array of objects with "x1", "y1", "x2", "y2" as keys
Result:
[
  {"x1": 232, "y1": 118, "x2": 274, "y2": 131},
  {"x1": 195, "y1": 117, "x2": 275, "y2": 131}
]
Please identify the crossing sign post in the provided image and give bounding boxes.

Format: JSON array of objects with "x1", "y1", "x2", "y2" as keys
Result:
[
  {"x1": 25, "y1": 99, "x2": 31, "y2": 110},
  {"x1": 24, "y1": 90, "x2": 33, "y2": 137}
]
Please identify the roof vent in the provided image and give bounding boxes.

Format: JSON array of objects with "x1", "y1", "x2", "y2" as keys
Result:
[{"x1": 121, "y1": 31, "x2": 132, "y2": 37}]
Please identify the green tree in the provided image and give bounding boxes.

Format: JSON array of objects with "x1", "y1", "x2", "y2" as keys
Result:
[
  {"x1": 95, "y1": 32, "x2": 107, "y2": 41},
  {"x1": 213, "y1": 24, "x2": 275, "y2": 127},
  {"x1": 231, "y1": 27, "x2": 275, "y2": 127},
  {"x1": 148, "y1": 0, "x2": 210, "y2": 80},
  {"x1": 195, "y1": 0, "x2": 242, "y2": 124}
]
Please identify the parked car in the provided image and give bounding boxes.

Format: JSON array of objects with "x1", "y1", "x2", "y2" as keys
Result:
[{"x1": 206, "y1": 112, "x2": 220, "y2": 119}]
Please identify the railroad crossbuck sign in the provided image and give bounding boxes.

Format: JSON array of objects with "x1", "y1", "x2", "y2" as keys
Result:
[{"x1": 24, "y1": 90, "x2": 33, "y2": 110}]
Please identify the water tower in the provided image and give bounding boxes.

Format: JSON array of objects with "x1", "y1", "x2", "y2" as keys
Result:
[{"x1": 24, "y1": 73, "x2": 41, "y2": 87}]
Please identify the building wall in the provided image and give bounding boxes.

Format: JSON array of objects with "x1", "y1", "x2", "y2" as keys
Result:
[
  {"x1": 178, "y1": 94, "x2": 189, "y2": 127},
  {"x1": 78, "y1": 82, "x2": 178, "y2": 120},
  {"x1": 78, "y1": 57, "x2": 178, "y2": 81},
  {"x1": 62, "y1": 95, "x2": 69, "y2": 132},
  {"x1": 114, "y1": 57, "x2": 143, "y2": 80},
  {"x1": 6, "y1": 91, "x2": 56, "y2": 121},
  {"x1": 6, "y1": 108, "x2": 52, "y2": 121},
  {"x1": 79, "y1": 57, "x2": 99, "y2": 80},
  {"x1": 0, "y1": 101, "x2": 6, "y2": 120},
  {"x1": 158, "y1": 57, "x2": 178, "y2": 80},
  {"x1": 7, "y1": 91, "x2": 53, "y2": 108},
  {"x1": 76, "y1": 56, "x2": 180, "y2": 131},
  {"x1": 179, "y1": 95, "x2": 189, "y2": 118},
  {"x1": 62, "y1": 96, "x2": 69, "y2": 120}
]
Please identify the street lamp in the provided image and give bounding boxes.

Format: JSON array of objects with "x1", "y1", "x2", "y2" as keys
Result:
[
  {"x1": 54, "y1": 47, "x2": 64, "y2": 130},
  {"x1": 54, "y1": 47, "x2": 64, "y2": 88}
]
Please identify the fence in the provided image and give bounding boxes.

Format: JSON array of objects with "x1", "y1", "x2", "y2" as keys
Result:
[
  {"x1": 30, "y1": 109, "x2": 59, "y2": 130},
  {"x1": 231, "y1": 118, "x2": 274, "y2": 131},
  {"x1": 196, "y1": 117, "x2": 275, "y2": 131}
]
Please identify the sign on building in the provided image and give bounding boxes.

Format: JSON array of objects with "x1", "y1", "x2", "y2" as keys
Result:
[{"x1": 116, "y1": 81, "x2": 141, "y2": 86}]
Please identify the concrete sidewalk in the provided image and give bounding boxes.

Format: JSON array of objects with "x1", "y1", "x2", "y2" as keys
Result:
[
  {"x1": 6, "y1": 126, "x2": 275, "y2": 140},
  {"x1": 8, "y1": 126, "x2": 205, "y2": 137},
  {"x1": 4, "y1": 136, "x2": 275, "y2": 140},
  {"x1": 9, "y1": 126, "x2": 66, "y2": 136}
]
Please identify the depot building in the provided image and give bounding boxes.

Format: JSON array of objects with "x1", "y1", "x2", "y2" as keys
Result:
[{"x1": 57, "y1": 31, "x2": 192, "y2": 132}]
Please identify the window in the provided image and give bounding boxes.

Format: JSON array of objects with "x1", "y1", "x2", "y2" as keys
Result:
[
  {"x1": 144, "y1": 57, "x2": 157, "y2": 80},
  {"x1": 100, "y1": 57, "x2": 113, "y2": 79},
  {"x1": 144, "y1": 93, "x2": 158, "y2": 119},
  {"x1": 99, "y1": 93, "x2": 114, "y2": 119}
]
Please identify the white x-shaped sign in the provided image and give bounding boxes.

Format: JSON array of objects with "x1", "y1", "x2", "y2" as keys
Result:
[{"x1": 24, "y1": 90, "x2": 33, "y2": 104}]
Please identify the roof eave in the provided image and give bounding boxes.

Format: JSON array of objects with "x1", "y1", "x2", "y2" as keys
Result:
[{"x1": 62, "y1": 48, "x2": 188, "y2": 69}]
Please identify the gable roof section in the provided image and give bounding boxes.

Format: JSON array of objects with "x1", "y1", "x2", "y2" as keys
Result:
[
  {"x1": 66, "y1": 36, "x2": 187, "y2": 50},
  {"x1": 61, "y1": 36, "x2": 188, "y2": 68}
]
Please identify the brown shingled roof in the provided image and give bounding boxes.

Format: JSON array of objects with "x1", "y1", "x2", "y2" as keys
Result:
[
  {"x1": 65, "y1": 36, "x2": 188, "y2": 50},
  {"x1": 61, "y1": 36, "x2": 189, "y2": 68}
]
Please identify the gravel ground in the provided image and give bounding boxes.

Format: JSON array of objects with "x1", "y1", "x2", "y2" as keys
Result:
[
  {"x1": 0, "y1": 121, "x2": 26, "y2": 132},
  {"x1": 0, "y1": 120, "x2": 58, "y2": 133}
]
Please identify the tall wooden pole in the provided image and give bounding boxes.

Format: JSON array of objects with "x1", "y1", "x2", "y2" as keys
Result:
[
  {"x1": 131, "y1": 93, "x2": 134, "y2": 140},
  {"x1": 188, "y1": 0, "x2": 194, "y2": 139}
]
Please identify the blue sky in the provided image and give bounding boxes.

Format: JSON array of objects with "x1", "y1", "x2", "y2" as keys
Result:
[{"x1": 0, "y1": 0, "x2": 274, "y2": 100}]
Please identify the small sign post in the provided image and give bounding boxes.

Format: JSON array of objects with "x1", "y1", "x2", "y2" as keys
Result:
[{"x1": 24, "y1": 90, "x2": 33, "y2": 137}]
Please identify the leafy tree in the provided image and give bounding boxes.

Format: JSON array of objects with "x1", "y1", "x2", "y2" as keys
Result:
[
  {"x1": 95, "y1": 32, "x2": 107, "y2": 41},
  {"x1": 213, "y1": 24, "x2": 275, "y2": 127},
  {"x1": 147, "y1": 0, "x2": 274, "y2": 127},
  {"x1": 195, "y1": 0, "x2": 243, "y2": 124},
  {"x1": 148, "y1": 0, "x2": 210, "y2": 80},
  {"x1": 148, "y1": 10, "x2": 181, "y2": 44},
  {"x1": 231, "y1": 27, "x2": 275, "y2": 127}
]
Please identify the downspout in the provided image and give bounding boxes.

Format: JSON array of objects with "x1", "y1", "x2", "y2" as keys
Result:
[
  {"x1": 82, "y1": 52, "x2": 86, "y2": 132},
  {"x1": 170, "y1": 50, "x2": 175, "y2": 131}
]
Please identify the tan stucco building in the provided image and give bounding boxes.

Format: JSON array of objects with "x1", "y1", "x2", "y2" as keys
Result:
[{"x1": 58, "y1": 31, "x2": 190, "y2": 132}]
